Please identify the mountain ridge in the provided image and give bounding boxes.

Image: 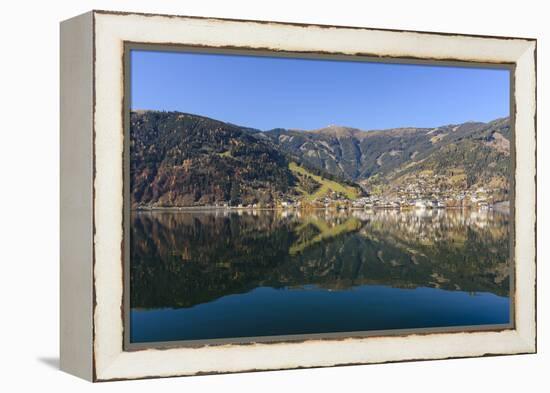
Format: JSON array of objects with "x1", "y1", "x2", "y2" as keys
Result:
[
  {"x1": 263, "y1": 116, "x2": 510, "y2": 184},
  {"x1": 130, "y1": 110, "x2": 510, "y2": 208},
  {"x1": 129, "y1": 110, "x2": 361, "y2": 208},
  {"x1": 132, "y1": 109, "x2": 507, "y2": 136}
]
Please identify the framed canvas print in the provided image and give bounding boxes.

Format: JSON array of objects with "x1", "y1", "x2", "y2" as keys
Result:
[{"x1": 60, "y1": 10, "x2": 537, "y2": 381}]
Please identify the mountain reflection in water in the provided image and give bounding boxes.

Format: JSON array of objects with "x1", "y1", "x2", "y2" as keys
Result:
[{"x1": 130, "y1": 208, "x2": 511, "y2": 343}]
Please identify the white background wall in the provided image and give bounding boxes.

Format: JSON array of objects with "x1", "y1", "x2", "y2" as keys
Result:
[{"x1": 0, "y1": 0, "x2": 546, "y2": 391}]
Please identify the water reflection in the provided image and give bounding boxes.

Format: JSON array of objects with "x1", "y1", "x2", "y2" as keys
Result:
[{"x1": 130, "y1": 208, "x2": 510, "y2": 342}]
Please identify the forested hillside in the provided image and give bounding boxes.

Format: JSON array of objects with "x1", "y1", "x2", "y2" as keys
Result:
[{"x1": 130, "y1": 110, "x2": 511, "y2": 208}]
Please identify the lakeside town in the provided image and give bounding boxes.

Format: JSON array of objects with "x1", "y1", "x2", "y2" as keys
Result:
[{"x1": 135, "y1": 186, "x2": 509, "y2": 213}]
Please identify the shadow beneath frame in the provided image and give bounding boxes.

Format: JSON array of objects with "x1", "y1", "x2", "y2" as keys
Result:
[{"x1": 37, "y1": 357, "x2": 59, "y2": 370}]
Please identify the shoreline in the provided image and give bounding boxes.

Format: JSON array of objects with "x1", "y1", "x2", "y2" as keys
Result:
[{"x1": 132, "y1": 205, "x2": 509, "y2": 213}]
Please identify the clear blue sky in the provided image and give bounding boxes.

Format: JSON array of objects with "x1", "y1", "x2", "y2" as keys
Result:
[{"x1": 130, "y1": 49, "x2": 510, "y2": 131}]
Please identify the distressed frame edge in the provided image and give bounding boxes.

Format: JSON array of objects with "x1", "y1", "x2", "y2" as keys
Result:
[
  {"x1": 90, "y1": 11, "x2": 537, "y2": 381},
  {"x1": 59, "y1": 11, "x2": 95, "y2": 381},
  {"x1": 512, "y1": 40, "x2": 537, "y2": 353},
  {"x1": 91, "y1": 8, "x2": 537, "y2": 42}
]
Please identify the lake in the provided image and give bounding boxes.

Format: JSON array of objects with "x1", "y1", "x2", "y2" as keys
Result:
[{"x1": 129, "y1": 208, "x2": 511, "y2": 344}]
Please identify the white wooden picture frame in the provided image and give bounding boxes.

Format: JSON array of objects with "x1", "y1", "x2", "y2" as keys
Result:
[{"x1": 60, "y1": 10, "x2": 536, "y2": 381}]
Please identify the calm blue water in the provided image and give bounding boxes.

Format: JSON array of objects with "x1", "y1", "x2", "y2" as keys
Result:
[
  {"x1": 130, "y1": 209, "x2": 511, "y2": 343},
  {"x1": 131, "y1": 284, "x2": 509, "y2": 343}
]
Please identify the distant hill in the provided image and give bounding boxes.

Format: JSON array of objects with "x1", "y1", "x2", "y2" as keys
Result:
[
  {"x1": 264, "y1": 119, "x2": 509, "y2": 180},
  {"x1": 130, "y1": 110, "x2": 510, "y2": 207},
  {"x1": 364, "y1": 118, "x2": 510, "y2": 200},
  {"x1": 264, "y1": 117, "x2": 511, "y2": 199},
  {"x1": 130, "y1": 111, "x2": 360, "y2": 208}
]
